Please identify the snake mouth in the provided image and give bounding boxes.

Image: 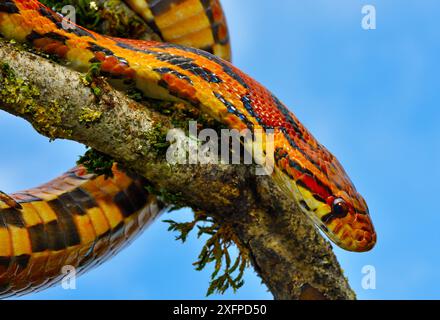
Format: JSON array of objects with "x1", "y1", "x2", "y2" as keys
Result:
[
  {"x1": 316, "y1": 194, "x2": 376, "y2": 252},
  {"x1": 326, "y1": 211, "x2": 377, "y2": 252}
]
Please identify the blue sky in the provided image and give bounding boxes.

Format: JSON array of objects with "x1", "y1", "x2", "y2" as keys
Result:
[{"x1": 1, "y1": 0, "x2": 439, "y2": 299}]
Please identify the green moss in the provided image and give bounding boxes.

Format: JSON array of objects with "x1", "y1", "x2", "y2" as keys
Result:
[
  {"x1": 145, "y1": 183, "x2": 186, "y2": 211},
  {"x1": 40, "y1": 0, "x2": 102, "y2": 30},
  {"x1": 77, "y1": 148, "x2": 115, "y2": 178},
  {"x1": 125, "y1": 86, "x2": 144, "y2": 102},
  {"x1": 142, "y1": 123, "x2": 171, "y2": 157},
  {"x1": 83, "y1": 62, "x2": 102, "y2": 84},
  {"x1": 15, "y1": 1, "x2": 247, "y2": 297},
  {"x1": 147, "y1": 100, "x2": 226, "y2": 133},
  {"x1": 140, "y1": 102, "x2": 251, "y2": 295},
  {"x1": 79, "y1": 62, "x2": 105, "y2": 99},
  {"x1": 0, "y1": 63, "x2": 71, "y2": 140},
  {"x1": 40, "y1": 0, "x2": 153, "y2": 39},
  {"x1": 79, "y1": 106, "x2": 102, "y2": 125},
  {"x1": 99, "y1": 0, "x2": 150, "y2": 39}
]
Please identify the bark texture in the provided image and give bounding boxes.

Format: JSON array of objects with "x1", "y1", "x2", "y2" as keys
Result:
[{"x1": 0, "y1": 39, "x2": 356, "y2": 300}]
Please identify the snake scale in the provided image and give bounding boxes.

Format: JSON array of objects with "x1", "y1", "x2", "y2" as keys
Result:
[{"x1": 0, "y1": 0, "x2": 376, "y2": 298}]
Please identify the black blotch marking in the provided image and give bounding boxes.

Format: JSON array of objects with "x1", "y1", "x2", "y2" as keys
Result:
[
  {"x1": 289, "y1": 159, "x2": 310, "y2": 176},
  {"x1": 57, "y1": 192, "x2": 86, "y2": 216},
  {"x1": 199, "y1": 0, "x2": 229, "y2": 44},
  {"x1": 273, "y1": 95, "x2": 327, "y2": 175},
  {"x1": 280, "y1": 128, "x2": 324, "y2": 175},
  {"x1": 1, "y1": 208, "x2": 25, "y2": 228},
  {"x1": 275, "y1": 148, "x2": 332, "y2": 207},
  {"x1": 68, "y1": 26, "x2": 97, "y2": 40},
  {"x1": 148, "y1": 0, "x2": 186, "y2": 15},
  {"x1": 321, "y1": 213, "x2": 333, "y2": 224},
  {"x1": 146, "y1": 19, "x2": 163, "y2": 39},
  {"x1": 313, "y1": 193, "x2": 326, "y2": 203},
  {"x1": 275, "y1": 149, "x2": 321, "y2": 190},
  {"x1": 200, "y1": 45, "x2": 214, "y2": 55},
  {"x1": 45, "y1": 220, "x2": 66, "y2": 251},
  {"x1": 40, "y1": 31, "x2": 68, "y2": 43},
  {"x1": 0, "y1": 256, "x2": 11, "y2": 277},
  {"x1": 26, "y1": 31, "x2": 43, "y2": 42},
  {"x1": 272, "y1": 94, "x2": 303, "y2": 137},
  {"x1": 0, "y1": 1, "x2": 19, "y2": 14},
  {"x1": 296, "y1": 176, "x2": 332, "y2": 203},
  {"x1": 88, "y1": 42, "x2": 130, "y2": 70},
  {"x1": 299, "y1": 200, "x2": 311, "y2": 211},
  {"x1": 124, "y1": 183, "x2": 149, "y2": 213},
  {"x1": 117, "y1": 41, "x2": 242, "y2": 87},
  {"x1": 28, "y1": 223, "x2": 48, "y2": 253},
  {"x1": 154, "y1": 67, "x2": 193, "y2": 84},
  {"x1": 88, "y1": 42, "x2": 115, "y2": 57},
  {"x1": 200, "y1": 0, "x2": 214, "y2": 23},
  {"x1": 214, "y1": 92, "x2": 254, "y2": 129},
  {"x1": 280, "y1": 128, "x2": 301, "y2": 153},
  {"x1": 241, "y1": 95, "x2": 265, "y2": 127},
  {"x1": 38, "y1": 5, "x2": 62, "y2": 24},
  {"x1": 117, "y1": 40, "x2": 154, "y2": 52},
  {"x1": 113, "y1": 190, "x2": 136, "y2": 218},
  {"x1": 212, "y1": 24, "x2": 229, "y2": 45},
  {"x1": 0, "y1": 256, "x2": 11, "y2": 268},
  {"x1": 151, "y1": 65, "x2": 200, "y2": 104},
  {"x1": 14, "y1": 254, "x2": 30, "y2": 270},
  {"x1": 159, "y1": 43, "x2": 248, "y2": 88},
  {"x1": 47, "y1": 198, "x2": 81, "y2": 247},
  {"x1": 154, "y1": 53, "x2": 222, "y2": 83},
  {"x1": 66, "y1": 188, "x2": 98, "y2": 212}
]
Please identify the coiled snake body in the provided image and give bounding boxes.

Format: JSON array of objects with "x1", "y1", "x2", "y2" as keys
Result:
[{"x1": 0, "y1": 0, "x2": 376, "y2": 297}]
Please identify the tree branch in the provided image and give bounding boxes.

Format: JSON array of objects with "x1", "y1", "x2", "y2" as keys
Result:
[{"x1": 0, "y1": 40, "x2": 356, "y2": 300}]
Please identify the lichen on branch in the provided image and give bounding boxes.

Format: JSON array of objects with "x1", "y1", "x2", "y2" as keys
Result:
[
  {"x1": 0, "y1": 35, "x2": 356, "y2": 300},
  {"x1": 0, "y1": 6, "x2": 356, "y2": 299}
]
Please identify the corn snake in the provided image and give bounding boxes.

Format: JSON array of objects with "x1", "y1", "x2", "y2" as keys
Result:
[{"x1": 0, "y1": 0, "x2": 376, "y2": 298}]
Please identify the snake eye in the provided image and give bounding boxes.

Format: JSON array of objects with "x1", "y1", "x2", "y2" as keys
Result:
[{"x1": 332, "y1": 198, "x2": 349, "y2": 218}]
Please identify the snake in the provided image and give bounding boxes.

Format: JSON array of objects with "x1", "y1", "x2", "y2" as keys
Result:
[{"x1": 0, "y1": 0, "x2": 376, "y2": 298}]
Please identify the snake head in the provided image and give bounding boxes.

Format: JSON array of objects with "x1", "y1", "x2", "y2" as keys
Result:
[{"x1": 321, "y1": 192, "x2": 376, "y2": 252}]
